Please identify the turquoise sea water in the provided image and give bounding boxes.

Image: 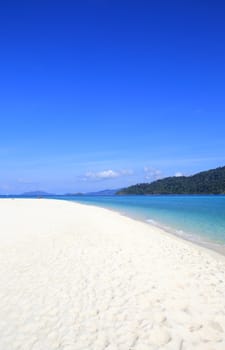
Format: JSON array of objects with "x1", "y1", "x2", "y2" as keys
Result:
[{"x1": 56, "y1": 195, "x2": 225, "y2": 249}]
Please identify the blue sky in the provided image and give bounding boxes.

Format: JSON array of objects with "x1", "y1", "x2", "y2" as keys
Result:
[{"x1": 0, "y1": 1, "x2": 225, "y2": 194}]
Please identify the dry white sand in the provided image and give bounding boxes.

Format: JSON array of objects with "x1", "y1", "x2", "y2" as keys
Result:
[{"x1": 0, "y1": 199, "x2": 225, "y2": 350}]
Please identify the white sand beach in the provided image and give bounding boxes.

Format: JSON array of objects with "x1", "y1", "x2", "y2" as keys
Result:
[{"x1": 0, "y1": 198, "x2": 225, "y2": 350}]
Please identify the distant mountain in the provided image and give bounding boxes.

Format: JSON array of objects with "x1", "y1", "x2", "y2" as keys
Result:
[
  {"x1": 63, "y1": 189, "x2": 119, "y2": 196},
  {"x1": 64, "y1": 193, "x2": 84, "y2": 196},
  {"x1": 86, "y1": 189, "x2": 119, "y2": 196},
  {"x1": 117, "y1": 166, "x2": 225, "y2": 195},
  {"x1": 22, "y1": 191, "x2": 54, "y2": 197}
]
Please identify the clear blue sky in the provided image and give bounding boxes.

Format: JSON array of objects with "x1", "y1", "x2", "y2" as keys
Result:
[{"x1": 0, "y1": 1, "x2": 225, "y2": 194}]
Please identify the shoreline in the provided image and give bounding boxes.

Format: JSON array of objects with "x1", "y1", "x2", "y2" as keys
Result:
[
  {"x1": 76, "y1": 200, "x2": 225, "y2": 261},
  {"x1": 2, "y1": 195, "x2": 225, "y2": 258},
  {"x1": 1, "y1": 195, "x2": 225, "y2": 256},
  {"x1": 0, "y1": 198, "x2": 225, "y2": 349},
  {"x1": 57, "y1": 197, "x2": 225, "y2": 259},
  {"x1": 2, "y1": 196, "x2": 225, "y2": 258}
]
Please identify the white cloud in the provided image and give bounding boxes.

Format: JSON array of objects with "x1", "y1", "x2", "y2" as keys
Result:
[
  {"x1": 83, "y1": 169, "x2": 133, "y2": 181},
  {"x1": 144, "y1": 167, "x2": 163, "y2": 181},
  {"x1": 120, "y1": 169, "x2": 134, "y2": 175},
  {"x1": 89, "y1": 170, "x2": 119, "y2": 179},
  {"x1": 174, "y1": 172, "x2": 184, "y2": 177}
]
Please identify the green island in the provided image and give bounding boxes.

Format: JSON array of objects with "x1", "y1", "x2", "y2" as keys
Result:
[{"x1": 117, "y1": 166, "x2": 225, "y2": 195}]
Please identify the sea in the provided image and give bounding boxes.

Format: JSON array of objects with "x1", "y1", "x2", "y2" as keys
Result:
[{"x1": 1, "y1": 194, "x2": 225, "y2": 253}]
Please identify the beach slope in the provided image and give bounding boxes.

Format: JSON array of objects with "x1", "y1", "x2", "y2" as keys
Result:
[{"x1": 0, "y1": 199, "x2": 224, "y2": 350}]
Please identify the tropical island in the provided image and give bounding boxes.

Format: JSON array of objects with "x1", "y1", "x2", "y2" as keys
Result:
[{"x1": 117, "y1": 166, "x2": 225, "y2": 195}]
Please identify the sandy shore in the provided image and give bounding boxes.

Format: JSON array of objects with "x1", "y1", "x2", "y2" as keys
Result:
[{"x1": 0, "y1": 199, "x2": 225, "y2": 350}]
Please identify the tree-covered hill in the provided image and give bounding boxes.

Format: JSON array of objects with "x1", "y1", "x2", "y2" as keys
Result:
[{"x1": 117, "y1": 166, "x2": 225, "y2": 195}]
